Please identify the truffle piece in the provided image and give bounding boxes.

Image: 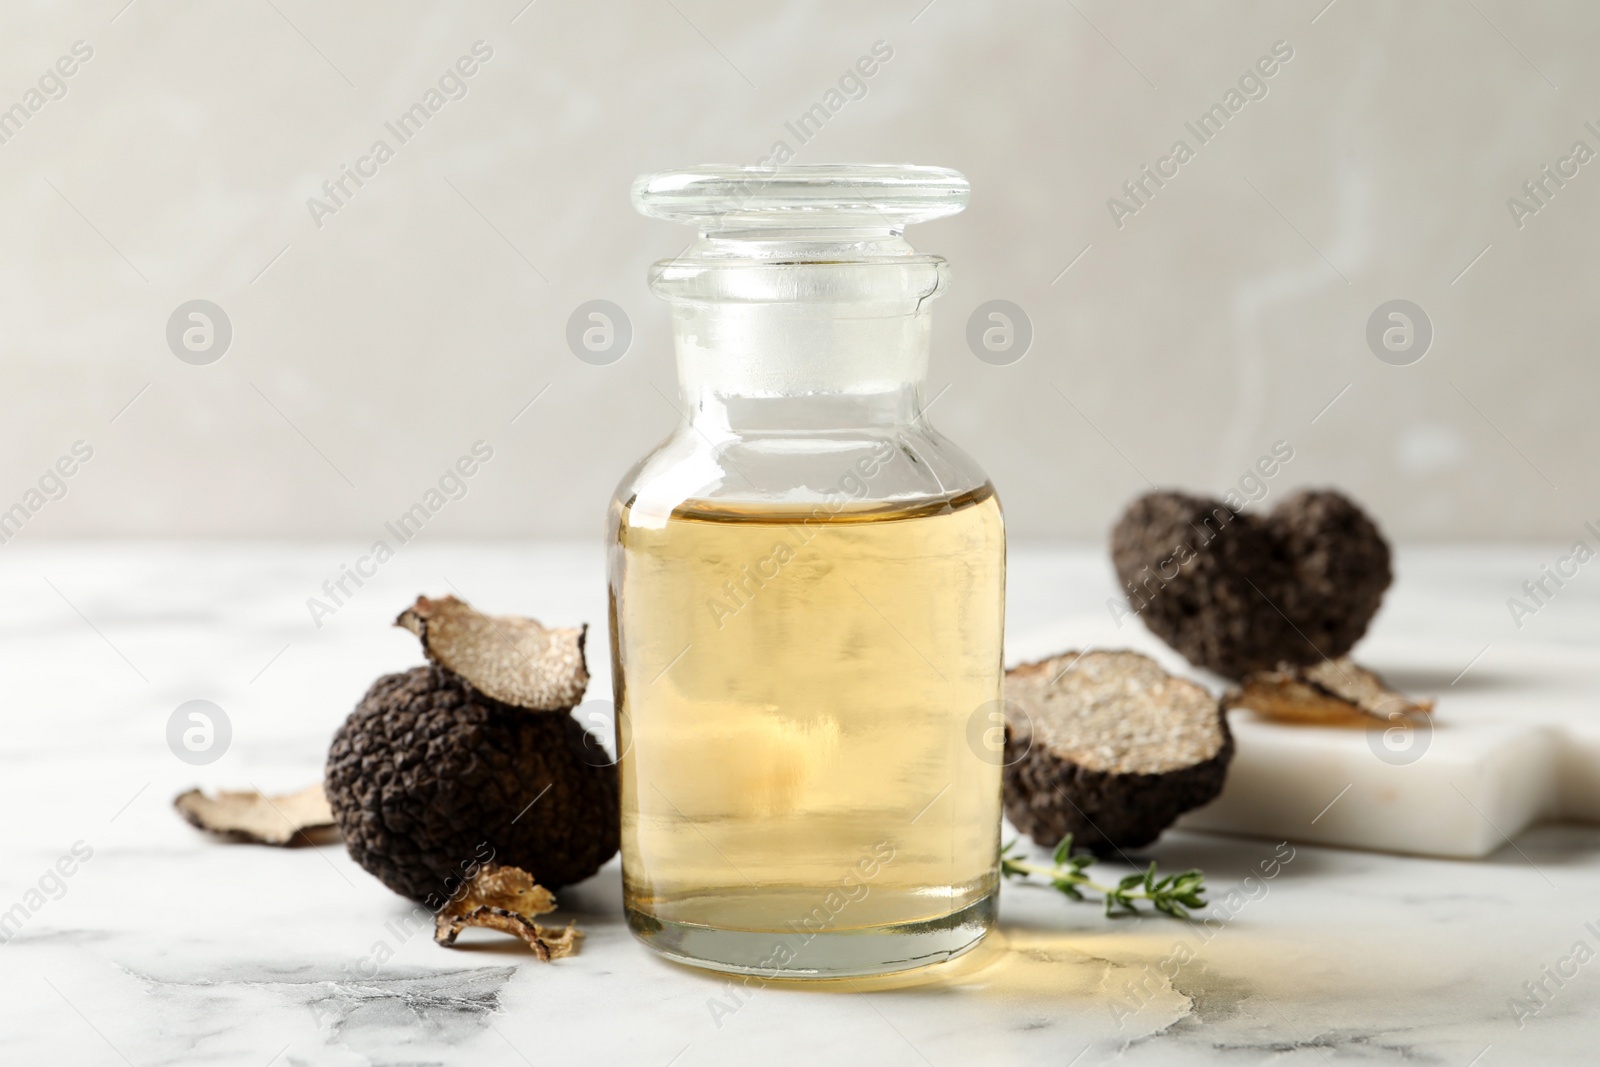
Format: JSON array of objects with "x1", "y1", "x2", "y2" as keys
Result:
[
  {"x1": 326, "y1": 664, "x2": 619, "y2": 903},
  {"x1": 434, "y1": 862, "x2": 581, "y2": 961},
  {"x1": 173, "y1": 783, "x2": 336, "y2": 846},
  {"x1": 1111, "y1": 489, "x2": 1391, "y2": 679},
  {"x1": 1227, "y1": 657, "x2": 1434, "y2": 728},
  {"x1": 397, "y1": 595, "x2": 588, "y2": 712},
  {"x1": 326, "y1": 595, "x2": 617, "y2": 904},
  {"x1": 1002, "y1": 650, "x2": 1233, "y2": 854}
]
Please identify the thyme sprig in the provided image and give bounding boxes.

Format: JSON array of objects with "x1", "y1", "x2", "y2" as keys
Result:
[{"x1": 1000, "y1": 836, "x2": 1207, "y2": 919}]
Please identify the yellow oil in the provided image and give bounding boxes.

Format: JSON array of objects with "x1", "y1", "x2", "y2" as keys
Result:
[{"x1": 609, "y1": 485, "x2": 1005, "y2": 963}]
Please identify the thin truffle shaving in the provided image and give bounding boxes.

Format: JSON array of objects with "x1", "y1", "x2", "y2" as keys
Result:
[
  {"x1": 1227, "y1": 657, "x2": 1434, "y2": 727},
  {"x1": 433, "y1": 863, "x2": 582, "y2": 961},
  {"x1": 396, "y1": 595, "x2": 588, "y2": 711},
  {"x1": 173, "y1": 783, "x2": 336, "y2": 846}
]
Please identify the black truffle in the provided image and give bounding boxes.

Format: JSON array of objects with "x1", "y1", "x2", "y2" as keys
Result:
[
  {"x1": 1110, "y1": 489, "x2": 1391, "y2": 679},
  {"x1": 1002, "y1": 650, "x2": 1233, "y2": 854},
  {"x1": 325, "y1": 665, "x2": 619, "y2": 904}
]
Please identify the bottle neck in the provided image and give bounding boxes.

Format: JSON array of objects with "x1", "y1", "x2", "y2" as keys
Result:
[
  {"x1": 652, "y1": 237, "x2": 948, "y2": 433},
  {"x1": 670, "y1": 298, "x2": 931, "y2": 426}
]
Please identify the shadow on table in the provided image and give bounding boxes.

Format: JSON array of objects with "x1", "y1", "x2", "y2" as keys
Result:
[
  {"x1": 1379, "y1": 665, "x2": 1557, "y2": 694},
  {"x1": 1478, "y1": 822, "x2": 1600, "y2": 869},
  {"x1": 550, "y1": 861, "x2": 626, "y2": 922},
  {"x1": 1107, "y1": 830, "x2": 1341, "y2": 884}
]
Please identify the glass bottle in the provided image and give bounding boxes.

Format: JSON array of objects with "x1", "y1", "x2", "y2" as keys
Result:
[{"x1": 608, "y1": 165, "x2": 1005, "y2": 978}]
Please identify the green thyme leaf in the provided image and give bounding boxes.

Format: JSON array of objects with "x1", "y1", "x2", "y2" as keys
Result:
[{"x1": 1000, "y1": 837, "x2": 1207, "y2": 920}]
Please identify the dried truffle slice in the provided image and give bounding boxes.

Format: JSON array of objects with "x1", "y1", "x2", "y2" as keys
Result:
[
  {"x1": 1110, "y1": 489, "x2": 1391, "y2": 679},
  {"x1": 434, "y1": 863, "x2": 581, "y2": 961},
  {"x1": 397, "y1": 595, "x2": 588, "y2": 711},
  {"x1": 325, "y1": 665, "x2": 619, "y2": 903},
  {"x1": 174, "y1": 783, "x2": 336, "y2": 846},
  {"x1": 1002, "y1": 650, "x2": 1233, "y2": 854},
  {"x1": 1227, "y1": 657, "x2": 1434, "y2": 728}
]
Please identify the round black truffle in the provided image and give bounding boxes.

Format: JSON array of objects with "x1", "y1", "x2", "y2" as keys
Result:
[
  {"x1": 1110, "y1": 489, "x2": 1391, "y2": 679},
  {"x1": 1272, "y1": 490, "x2": 1392, "y2": 666},
  {"x1": 325, "y1": 666, "x2": 619, "y2": 904},
  {"x1": 1002, "y1": 651, "x2": 1233, "y2": 854}
]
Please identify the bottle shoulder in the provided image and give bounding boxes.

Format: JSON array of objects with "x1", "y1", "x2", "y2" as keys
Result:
[{"x1": 610, "y1": 424, "x2": 997, "y2": 528}]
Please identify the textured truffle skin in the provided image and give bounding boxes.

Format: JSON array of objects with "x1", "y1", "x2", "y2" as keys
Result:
[
  {"x1": 1111, "y1": 489, "x2": 1391, "y2": 679},
  {"x1": 325, "y1": 666, "x2": 619, "y2": 903},
  {"x1": 1003, "y1": 730, "x2": 1233, "y2": 854}
]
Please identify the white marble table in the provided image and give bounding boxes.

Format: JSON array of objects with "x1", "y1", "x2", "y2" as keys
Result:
[{"x1": 3, "y1": 542, "x2": 1597, "y2": 1066}]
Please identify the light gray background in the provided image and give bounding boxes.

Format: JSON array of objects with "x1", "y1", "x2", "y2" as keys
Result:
[{"x1": 2, "y1": 0, "x2": 1593, "y2": 544}]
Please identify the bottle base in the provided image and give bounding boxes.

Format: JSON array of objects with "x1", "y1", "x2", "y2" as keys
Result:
[{"x1": 625, "y1": 892, "x2": 996, "y2": 979}]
